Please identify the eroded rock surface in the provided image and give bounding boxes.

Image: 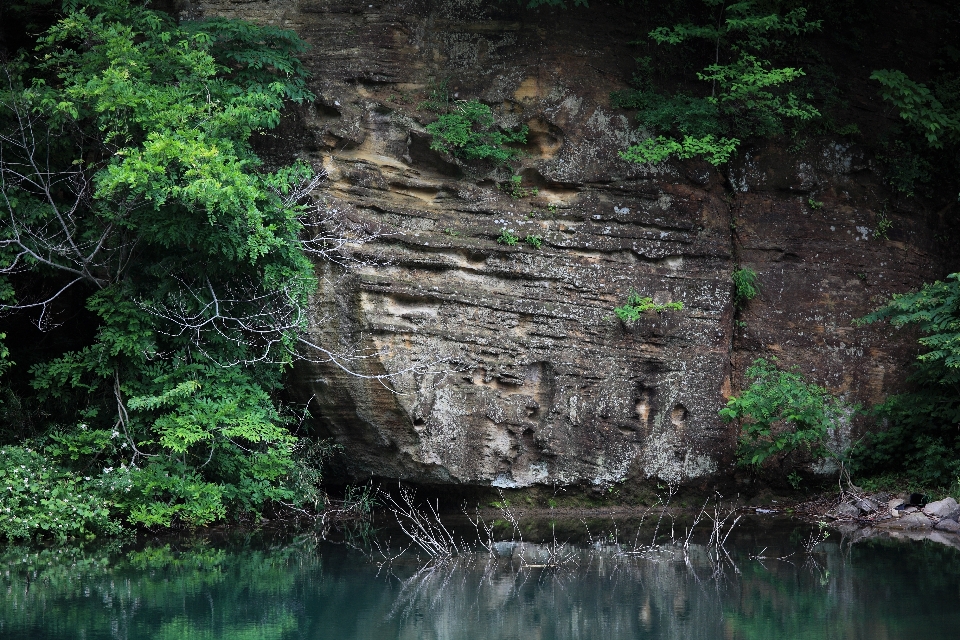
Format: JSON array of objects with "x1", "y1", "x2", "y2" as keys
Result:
[{"x1": 187, "y1": 0, "x2": 951, "y2": 487}]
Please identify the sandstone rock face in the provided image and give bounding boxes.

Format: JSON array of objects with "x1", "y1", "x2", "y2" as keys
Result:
[{"x1": 189, "y1": 0, "x2": 950, "y2": 487}]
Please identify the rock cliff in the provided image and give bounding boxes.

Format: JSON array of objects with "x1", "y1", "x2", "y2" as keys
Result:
[{"x1": 186, "y1": 0, "x2": 950, "y2": 487}]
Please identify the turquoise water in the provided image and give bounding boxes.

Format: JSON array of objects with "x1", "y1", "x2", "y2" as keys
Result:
[{"x1": 2, "y1": 518, "x2": 960, "y2": 639}]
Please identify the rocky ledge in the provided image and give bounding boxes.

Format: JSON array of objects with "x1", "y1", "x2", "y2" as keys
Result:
[{"x1": 816, "y1": 493, "x2": 960, "y2": 549}]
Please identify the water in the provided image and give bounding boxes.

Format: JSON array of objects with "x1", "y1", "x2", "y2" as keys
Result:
[{"x1": 3, "y1": 517, "x2": 960, "y2": 640}]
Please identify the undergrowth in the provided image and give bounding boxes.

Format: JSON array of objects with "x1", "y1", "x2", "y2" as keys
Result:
[{"x1": 732, "y1": 268, "x2": 759, "y2": 310}]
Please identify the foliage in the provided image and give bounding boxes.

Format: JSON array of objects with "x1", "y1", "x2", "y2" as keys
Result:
[
  {"x1": 0, "y1": 445, "x2": 124, "y2": 541},
  {"x1": 871, "y1": 69, "x2": 960, "y2": 149},
  {"x1": 786, "y1": 469, "x2": 803, "y2": 490},
  {"x1": 873, "y1": 209, "x2": 892, "y2": 239},
  {"x1": 732, "y1": 267, "x2": 759, "y2": 309},
  {"x1": 497, "y1": 229, "x2": 520, "y2": 246},
  {"x1": 871, "y1": 68, "x2": 960, "y2": 199},
  {"x1": 852, "y1": 274, "x2": 960, "y2": 486},
  {"x1": 502, "y1": 174, "x2": 539, "y2": 198},
  {"x1": 425, "y1": 99, "x2": 528, "y2": 165},
  {"x1": 614, "y1": 291, "x2": 683, "y2": 321},
  {"x1": 417, "y1": 78, "x2": 452, "y2": 112},
  {"x1": 877, "y1": 139, "x2": 933, "y2": 197},
  {"x1": 622, "y1": 133, "x2": 739, "y2": 166},
  {"x1": 0, "y1": 1, "x2": 334, "y2": 536},
  {"x1": 0, "y1": 333, "x2": 10, "y2": 379},
  {"x1": 524, "y1": 234, "x2": 543, "y2": 249},
  {"x1": 284, "y1": 439, "x2": 341, "y2": 512},
  {"x1": 720, "y1": 358, "x2": 856, "y2": 468},
  {"x1": 619, "y1": 0, "x2": 821, "y2": 166}
]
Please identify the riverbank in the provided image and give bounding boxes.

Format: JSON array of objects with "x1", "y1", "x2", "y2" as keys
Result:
[{"x1": 792, "y1": 488, "x2": 960, "y2": 550}]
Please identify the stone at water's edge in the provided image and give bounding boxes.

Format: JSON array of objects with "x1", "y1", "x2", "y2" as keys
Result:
[
  {"x1": 855, "y1": 498, "x2": 879, "y2": 514},
  {"x1": 880, "y1": 512, "x2": 934, "y2": 530},
  {"x1": 189, "y1": 0, "x2": 951, "y2": 487},
  {"x1": 936, "y1": 519, "x2": 960, "y2": 533},
  {"x1": 834, "y1": 502, "x2": 861, "y2": 518},
  {"x1": 923, "y1": 497, "x2": 959, "y2": 519}
]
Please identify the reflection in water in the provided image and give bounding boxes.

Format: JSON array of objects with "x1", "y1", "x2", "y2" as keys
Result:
[{"x1": 2, "y1": 521, "x2": 960, "y2": 639}]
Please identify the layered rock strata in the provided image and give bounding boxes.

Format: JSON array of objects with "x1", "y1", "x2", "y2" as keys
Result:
[{"x1": 187, "y1": 0, "x2": 951, "y2": 487}]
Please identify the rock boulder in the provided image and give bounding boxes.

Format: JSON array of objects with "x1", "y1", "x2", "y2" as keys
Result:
[
  {"x1": 923, "y1": 497, "x2": 959, "y2": 518},
  {"x1": 879, "y1": 512, "x2": 934, "y2": 530},
  {"x1": 934, "y1": 519, "x2": 960, "y2": 533}
]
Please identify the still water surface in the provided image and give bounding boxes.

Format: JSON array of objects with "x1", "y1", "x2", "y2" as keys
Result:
[{"x1": 3, "y1": 517, "x2": 960, "y2": 640}]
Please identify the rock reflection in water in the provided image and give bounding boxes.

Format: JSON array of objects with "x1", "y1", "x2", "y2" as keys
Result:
[
  {"x1": 2, "y1": 522, "x2": 960, "y2": 639},
  {"x1": 382, "y1": 542, "x2": 732, "y2": 640}
]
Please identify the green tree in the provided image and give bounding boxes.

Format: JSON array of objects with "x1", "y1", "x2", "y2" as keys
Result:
[
  {"x1": 853, "y1": 274, "x2": 960, "y2": 486},
  {"x1": 618, "y1": 0, "x2": 821, "y2": 166},
  {"x1": 0, "y1": 1, "x2": 353, "y2": 536},
  {"x1": 870, "y1": 67, "x2": 960, "y2": 199}
]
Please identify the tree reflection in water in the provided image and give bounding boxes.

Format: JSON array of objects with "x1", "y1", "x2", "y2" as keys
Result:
[{"x1": 2, "y1": 521, "x2": 960, "y2": 640}]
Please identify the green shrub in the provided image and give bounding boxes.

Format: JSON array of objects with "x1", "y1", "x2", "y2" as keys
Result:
[
  {"x1": 622, "y1": 134, "x2": 740, "y2": 166},
  {"x1": 417, "y1": 78, "x2": 452, "y2": 112},
  {"x1": 851, "y1": 274, "x2": 960, "y2": 486},
  {"x1": 614, "y1": 292, "x2": 683, "y2": 321},
  {"x1": 720, "y1": 358, "x2": 856, "y2": 468},
  {"x1": 873, "y1": 209, "x2": 893, "y2": 239},
  {"x1": 732, "y1": 268, "x2": 760, "y2": 309},
  {"x1": 502, "y1": 174, "x2": 539, "y2": 199},
  {"x1": 877, "y1": 138, "x2": 934, "y2": 198},
  {"x1": 0, "y1": 333, "x2": 9, "y2": 378},
  {"x1": 497, "y1": 229, "x2": 520, "y2": 246},
  {"x1": 425, "y1": 100, "x2": 528, "y2": 165},
  {"x1": 285, "y1": 439, "x2": 341, "y2": 512},
  {"x1": 0, "y1": 446, "x2": 124, "y2": 541},
  {"x1": 524, "y1": 234, "x2": 544, "y2": 249}
]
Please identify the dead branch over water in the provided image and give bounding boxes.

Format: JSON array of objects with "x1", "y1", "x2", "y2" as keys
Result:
[{"x1": 377, "y1": 486, "x2": 747, "y2": 575}]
